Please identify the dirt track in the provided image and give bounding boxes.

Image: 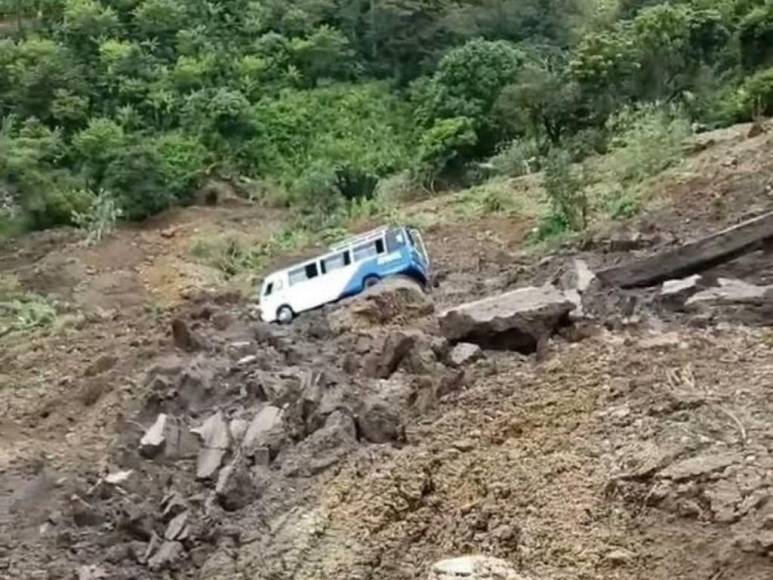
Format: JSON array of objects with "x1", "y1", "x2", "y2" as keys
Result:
[{"x1": 1, "y1": 126, "x2": 773, "y2": 580}]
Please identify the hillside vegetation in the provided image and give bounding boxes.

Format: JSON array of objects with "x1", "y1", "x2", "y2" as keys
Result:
[{"x1": 0, "y1": 0, "x2": 772, "y2": 237}]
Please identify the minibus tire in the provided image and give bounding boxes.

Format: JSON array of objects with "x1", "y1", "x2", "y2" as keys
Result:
[
  {"x1": 277, "y1": 305, "x2": 294, "y2": 325},
  {"x1": 363, "y1": 275, "x2": 380, "y2": 289}
]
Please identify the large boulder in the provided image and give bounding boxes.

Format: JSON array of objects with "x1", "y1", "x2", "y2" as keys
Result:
[
  {"x1": 438, "y1": 285, "x2": 574, "y2": 351},
  {"x1": 428, "y1": 556, "x2": 528, "y2": 580},
  {"x1": 327, "y1": 276, "x2": 434, "y2": 334}
]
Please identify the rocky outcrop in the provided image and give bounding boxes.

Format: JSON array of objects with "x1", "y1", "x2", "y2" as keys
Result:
[{"x1": 439, "y1": 285, "x2": 574, "y2": 351}]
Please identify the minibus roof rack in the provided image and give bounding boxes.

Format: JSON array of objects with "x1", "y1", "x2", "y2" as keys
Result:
[{"x1": 329, "y1": 225, "x2": 390, "y2": 253}]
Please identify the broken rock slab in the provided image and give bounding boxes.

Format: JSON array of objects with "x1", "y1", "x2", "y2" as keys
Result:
[
  {"x1": 361, "y1": 331, "x2": 417, "y2": 379},
  {"x1": 139, "y1": 414, "x2": 197, "y2": 460},
  {"x1": 242, "y1": 405, "x2": 283, "y2": 456},
  {"x1": 428, "y1": 556, "x2": 529, "y2": 580},
  {"x1": 686, "y1": 278, "x2": 771, "y2": 306},
  {"x1": 164, "y1": 511, "x2": 190, "y2": 541},
  {"x1": 439, "y1": 285, "x2": 574, "y2": 351},
  {"x1": 191, "y1": 411, "x2": 230, "y2": 480},
  {"x1": 658, "y1": 275, "x2": 705, "y2": 309},
  {"x1": 559, "y1": 258, "x2": 597, "y2": 294},
  {"x1": 147, "y1": 540, "x2": 185, "y2": 572}
]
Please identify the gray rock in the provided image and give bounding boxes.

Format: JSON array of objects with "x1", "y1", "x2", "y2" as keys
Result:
[
  {"x1": 659, "y1": 452, "x2": 740, "y2": 480},
  {"x1": 281, "y1": 410, "x2": 358, "y2": 477},
  {"x1": 229, "y1": 418, "x2": 249, "y2": 442},
  {"x1": 139, "y1": 414, "x2": 183, "y2": 458},
  {"x1": 439, "y1": 285, "x2": 574, "y2": 351},
  {"x1": 658, "y1": 275, "x2": 705, "y2": 308},
  {"x1": 77, "y1": 565, "x2": 108, "y2": 580},
  {"x1": 216, "y1": 456, "x2": 265, "y2": 511},
  {"x1": 560, "y1": 258, "x2": 596, "y2": 294},
  {"x1": 192, "y1": 412, "x2": 230, "y2": 480},
  {"x1": 242, "y1": 405, "x2": 283, "y2": 455},
  {"x1": 361, "y1": 331, "x2": 417, "y2": 379},
  {"x1": 449, "y1": 343, "x2": 483, "y2": 367},
  {"x1": 356, "y1": 380, "x2": 407, "y2": 444},
  {"x1": 687, "y1": 278, "x2": 770, "y2": 306},
  {"x1": 428, "y1": 556, "x2": 527, "y2": 580},
  {"x1": 164, "y1": 511, "x2": 190, "y2": 541},
  {"x1": 147, "y1": 540, "x2": 185, "y2": 571}
]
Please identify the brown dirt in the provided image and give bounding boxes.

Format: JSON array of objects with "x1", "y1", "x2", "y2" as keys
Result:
[{"x1": 0, "y1": 124, "x2": 772, "y2": 580}]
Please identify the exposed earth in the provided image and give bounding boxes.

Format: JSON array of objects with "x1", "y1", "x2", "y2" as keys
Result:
[{"x1": 1, "y1": 124, "x2": 773, "y2": 580}]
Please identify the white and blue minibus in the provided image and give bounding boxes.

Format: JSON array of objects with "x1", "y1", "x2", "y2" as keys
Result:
[{"x1": 259, "y1": 226, "x2": 430, "y2": 324}]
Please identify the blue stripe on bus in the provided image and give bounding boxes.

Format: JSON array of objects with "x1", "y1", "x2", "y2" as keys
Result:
[{"x1": 339, "y1": 247, "x2": 428, "y2": 299}]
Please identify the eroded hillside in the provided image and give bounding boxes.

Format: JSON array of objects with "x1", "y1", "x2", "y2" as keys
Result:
[{"x1": 1, "y1": 124, "x2": 773, "y2": 580}]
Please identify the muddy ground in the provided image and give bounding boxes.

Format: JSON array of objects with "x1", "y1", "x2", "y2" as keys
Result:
[{"x1": 1, "y1": 125, "x2": 773, "y2": 580}]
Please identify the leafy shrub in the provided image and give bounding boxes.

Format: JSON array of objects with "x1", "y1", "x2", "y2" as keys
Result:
[
  {"x1": 72, "y1": 189, "x2": 123, "y2": 245},
  {"x1": 418, "y1": 117, "x2": 477, "y2": 180},
  {"x1": 152, "y1": 132, "x2": 209, "y2": 200},
  {"x1": 250, "y1": 83, "x2": 413, "y2": 191},
  {"x1": 739, "y1": 3, "x2": 773, "y2": 69},
  {"x1": 487, "y1": 139, "x2": 543, "y2": 177},
  {"x1": 603, "y1": 103, "x2": 692, "y2": 183},
  {"x1": 737, "y1": 68, "x2": 773, "y2": 118},
  {"x1": 605, "y1": 189, "x2": 642, "y2": 219},
  {"x1": 0, "y1": 276, "x2": 58, "y2": 336},
  {"x1": 290, "y1": 163, "x2": 345, "y2": 219},
  {"x1": 102, "y1": 143, "x2": 174, "y2": 220},
  {"x1": 30, "y1": 186, "x2": 93, "y2": 228},
  {"x1": 542, "y1": 148, "x2": 588, "y2": 234},
  {"x1": 191, "y1": 234, "x2": 266, "y2": 278},
  {"x1": 72, "y1": 117, "x2": 126, "y2": 183},
  {"x1": 374, "y1": 171, "x2": 422, "y2": 204}
]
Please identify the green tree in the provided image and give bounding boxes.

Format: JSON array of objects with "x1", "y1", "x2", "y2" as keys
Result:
[{"x1": 414, "y1": 39, "x2": 524, "y2": 154}]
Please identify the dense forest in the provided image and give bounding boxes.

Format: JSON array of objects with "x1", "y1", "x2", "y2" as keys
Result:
[{"x1": 0, "y1": 0, "x2": 772, "y2": 233}]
